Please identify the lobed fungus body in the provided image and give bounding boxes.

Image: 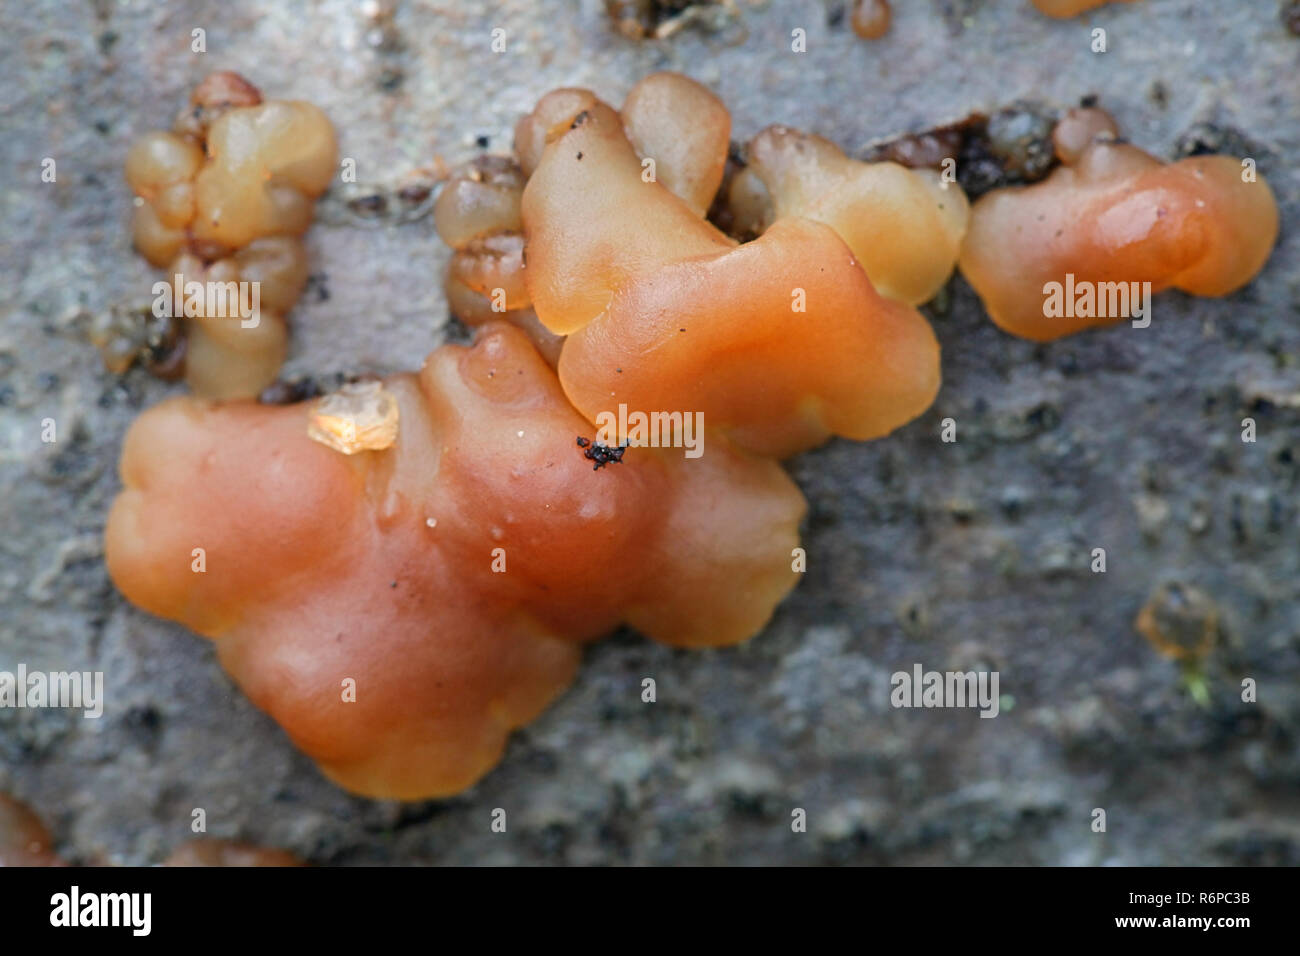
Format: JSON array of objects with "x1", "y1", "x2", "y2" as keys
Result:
[
  {"x1": 124, "y1": 72, "x2": 336, "y2": 398},
  {"x1": 433, "y1": 156, "x2": 563, "y2": 364},
  {"x1": 436, "y1": 73, "x2": 731, "y2": 367},
  {"x1": 1032, "y1": 0, "x2": 1140, "y2": 16},
  {"x1": 105, "y1": 324, "x2": 803, "y2": 799},
  {"x1": 0, "y1": 794, "x2": 300, "y2": 866},
  {"x1": 162, "y1": 237, "x2": 307, "y2": 399},
  {"x1": 519, "y1": 88, "x2": 941, "y2": 458},
  {"x1": 958, "y1": 109, "x2": 1279, "y2": 341},
  {"x1": 164, "y1": 840, "x2": 303, "y2": 867},
  {"x1": 1050, "y1": 106, "x2": 1119, "y2": 165},
  {"x1": 851, "y1": 0, "x2": 892, "y2": 40},
  {"x1": 618, "y1": 72, "x2": 731, "y2": 217},
  {"x1": 738, "y1": 126, "x2": 970, "y2": 306},
  {"x1": 0, "y1": 794, "x2": 63, "y2": 866}
]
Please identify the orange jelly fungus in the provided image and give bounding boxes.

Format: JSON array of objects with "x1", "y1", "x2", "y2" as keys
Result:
[
  {"x1": 518, "y1": 77, "x2": 942, "y2": 459},
  {"x1": 163, "y1": 840, "x2": 303, "y2": 867},
  {"x1": 738, "y1": 125, "x2": 970, "y2": 306},
  {"x1": 433, "y1": 155, "x2": 564, "y2": 365},
  {"x1": 105, "y1": 324, "x2": 804, "y2": 799},
  {"x1": 124, "y1": 71, "x2": 337, "y2": 399},
  {"x1": 851, "y1": 0, "x2": 892, "y2": 40},
  {"x1": 0, "y1": 793, "x2": 300, "y2": 866},
  {"x1": 1032, "y1": 0, "x2": 1140, "y2": 17},
  {"x1": 0, "y1": 794, "x2": 64, "y2": 866},
  {"x1": 958, "y1": 108, "x2": 1279, "y2": 341},
  {"x1": 435, "y1": 73, "x2": 733, "y2": 367}
]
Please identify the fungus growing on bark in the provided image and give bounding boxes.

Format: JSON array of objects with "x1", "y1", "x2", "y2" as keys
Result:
[
  {"x1": 1032, "y1": 0, "x2": 1140, "y2": 17},
  {"x1": 737, "y1": 125, "x2": 970, "y2": 306},
  {"x1": 519, "y1": 83, "x2": 942, "y2": 458},
  {"x1": 123, "y1": 72, "x2": 336, "y2": 398},
  {"x1": 0, "y1": 794, "x2": 63, "y2": 867},
  {"x1": 958, "y1": 108, "x2": 1279, "y2": 340},
  {"x1": 105, "y1": 324, "x2": 803, "y2": 798}
]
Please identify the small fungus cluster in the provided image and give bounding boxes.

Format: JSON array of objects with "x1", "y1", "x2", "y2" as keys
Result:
[
  {"x1": 0, "y1": 792, "x2": 299, "y2": 866},
  {"x1": 121, "y1": 72, "x2": 337, "y2": 398}
]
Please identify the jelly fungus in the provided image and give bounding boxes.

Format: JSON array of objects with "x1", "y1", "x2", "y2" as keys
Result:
[
  {"x1": 739, "y1": 125, "x2": 970, "y2": 306},
  {"x1": 1032, "y1": 0, "x2": 1141, "y2": 17},
  {"x1": 105, "y1": 324, "x2": 803, "y2": 798},
  {"x1": 519, "y1": 80, "x2": 942, "y2": 458},
  {"x1": 958, "y1": 107, "x2": 1279, "y2": 341},
  {"x1": 163, "y1": 840, "x2": 303, "y2": 867},
  {"x1": 851, "y1": 0, "x2": 892, "y2": 40},
  {"x1": 124, "y1": 72, "x2": 336, "y2": 398},
  {"x1": 433, "y1": 156, "x2": 564, "y2": 365},
  {"x1": 0, "y1": 794, "x2": 63, "y2": 867}
]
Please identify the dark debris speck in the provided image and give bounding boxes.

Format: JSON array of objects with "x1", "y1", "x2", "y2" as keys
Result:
[
  {"x1": 577, "y1": 435, "x2": 627, "y2": 470},
  {"x1": 1284, "y1": 0, "x2": 1300, "y2": 36},
  {"x1": 258, "y1": 377, "x2": 326, "y2": 406}
]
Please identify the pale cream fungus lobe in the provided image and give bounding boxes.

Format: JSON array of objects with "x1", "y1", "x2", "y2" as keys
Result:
[
  {"x1": 124, "y1": 72, "x2": 336, "y2": 399},
  {"x1": 432, "y1": 156, "x2": 561, "y2": 363},
  {"x1": 738, "y1": 125, "x2": 970, "y2": 306},
  {"x1": 619, "y1": 72, "x2": 731, "y2": 217}
]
